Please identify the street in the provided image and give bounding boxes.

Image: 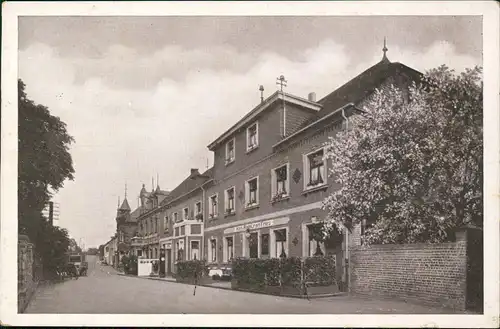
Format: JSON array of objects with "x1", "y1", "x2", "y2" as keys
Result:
[{"x1": 24, "y1": 255, "x2": 457, "y2": 314}]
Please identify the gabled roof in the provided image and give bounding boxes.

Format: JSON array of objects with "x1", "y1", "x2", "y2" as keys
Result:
[
  {"x1": 207, "y1": 91, "x2": 321, "y2": 151},
  {"x1": 160, "y1": 167, "x2": 213, "y2": 207},
  {"x1": 119, "y1": 198, "x2": 131, "y2": 211},
  {"x1": 310, "y1": 59, "x2": 422, "y2": 124}
]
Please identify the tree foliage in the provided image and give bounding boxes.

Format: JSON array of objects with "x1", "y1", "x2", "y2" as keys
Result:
[
  {"x1": 322, "y1": 65, "x2": 482, "y2": 244},
  {"x1": 18, "y1": 79, "x2": 75, "y2": 274}
]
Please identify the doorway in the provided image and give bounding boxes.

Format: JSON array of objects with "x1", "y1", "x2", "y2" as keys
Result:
[{"x1": 166, "y1": 249, "x2": 172, "y2": 275}]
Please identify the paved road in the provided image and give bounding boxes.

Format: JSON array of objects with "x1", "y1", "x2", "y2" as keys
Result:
[{"x1": 25, "y1": 255, "x2": 455, "y2": 314}]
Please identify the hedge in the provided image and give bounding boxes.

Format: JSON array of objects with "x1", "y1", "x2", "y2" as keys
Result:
[
  {"x1": 231, "y1": 256, "x2": 336, "y2": 295},
  {"x1": 121, "y1": 255, "x2": 138, "y2": 275},
  {"x1": 176, "y1": 260, "x2": 209, "y2": 283}
]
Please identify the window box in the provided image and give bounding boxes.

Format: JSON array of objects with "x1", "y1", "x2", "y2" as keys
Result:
[
  {"x1": 225, "y1": 209, "x2": 235, "y2": 217},
  {"x1": 195, "y1": 213, "x2": 203, "y2": 221},
  {"x1": 271, "y1": 191, "x2": 289, "y2": 203},
  {"x1": 225, "y1": 158, "x2": 235, "y2": 165}
]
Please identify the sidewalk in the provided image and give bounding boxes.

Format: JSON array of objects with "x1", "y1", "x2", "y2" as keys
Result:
[{"x1": 113, "y1": 271, "x2": 471, "y2": 314}]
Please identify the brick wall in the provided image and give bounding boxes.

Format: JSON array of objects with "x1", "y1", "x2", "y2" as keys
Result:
[{"x1": 349, "y1": 239, "x2": 467, "y2": 311}]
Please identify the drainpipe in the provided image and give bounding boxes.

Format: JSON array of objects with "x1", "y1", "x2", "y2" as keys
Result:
[{"x1": 341, "y1": 107, "x2": 349, "y2": 290}]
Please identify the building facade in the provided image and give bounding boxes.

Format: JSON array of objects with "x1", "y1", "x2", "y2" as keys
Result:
[
  {"x1": 131, "y1": 184, "x2": 170, "y2": 259},
  {"x1": 202, "y1": 52, "x2": 421, "y2": 288},
  {"x1": 158, "y1": 168, "x2": 212, "y2": 275}
]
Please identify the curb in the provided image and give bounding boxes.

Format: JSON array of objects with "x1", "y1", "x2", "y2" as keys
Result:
[{"x1": 115, "y1": 272, "x2": 346, "y2": 299}]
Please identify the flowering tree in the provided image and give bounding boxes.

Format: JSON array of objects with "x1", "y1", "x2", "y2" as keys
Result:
[{"x1": 322, "y1": 65, "x2": 482, "y2": 244}]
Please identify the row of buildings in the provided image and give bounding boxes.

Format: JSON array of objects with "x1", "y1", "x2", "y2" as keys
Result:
[{"x1": 102, "y1": 46, "x2": 421, "y2": 288}]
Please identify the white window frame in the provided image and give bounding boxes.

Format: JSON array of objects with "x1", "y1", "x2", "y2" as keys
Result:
[
  {"x1": 246, "y1": 121, "x2": 259, "y2": 152},
  {"x1": 223, "y1": 235, "x2": 235, "y2": 263},
  {"x1": 183, "y1": 207, "x2": 189, "y2": 221},
  {"x1": 208, "y1": 237, "x2": 217, "y2": 263},
  {"x1": 225, "y1": 137, "x2": 236, "y2": 165},
  {"x1": 245, "y1": 176, "x2": 259, "y2": 208},
  {"x1": 208, "y1": 193, "x2": 219, "y2": 219},
  {"x1": 189, "y1": 239, "x2": 201, "y2": 261},
  {"x1": 224, "y1": 186, "x2": 236, "y2": 215},
  {"x1": 303, "y1": 147, "x2": 327, "y2": 191},
  {"x1": 270, "y1": 227, "x2": 289, "y2": 258},
  {"x1": 271, "y1": 163, "x2": 290, "y2": 201}
]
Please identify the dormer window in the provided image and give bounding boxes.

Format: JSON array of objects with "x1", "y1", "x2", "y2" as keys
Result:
[
  {"x1": 225, "y1": 138, "x2": 235, "y2": 165},
  {"x1": 246, "y1": 122, "x2": 259, "y2": 152}
]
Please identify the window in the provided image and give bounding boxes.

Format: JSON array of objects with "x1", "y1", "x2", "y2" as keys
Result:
[
  {"x1": 174, "y1": 227, "x2": 179, "y2": 237},
  {"x1": 273, "y1": 228, "x2": 288, "y2": 258},
  {"x1": 155, "y1": 218, "x2": 158, "y2": 233},
  {"x1": 137, "y1": 250, "x2": 142, "y2": 257},
  {"x1": 261, "y1": 233, "x2": 270, "y2": 257},
  {"x1": 163, "y1": 215, "x2": 169, "y2": 231},
  {"x1": 190, "y1": 241, "x2": 200, "y2": 260},
  {"x1": 195, "y1": 202, "x2": 202, "y2": 215},
  {"x1": 225, "y1": 187, "x2": 235, "y2": 214},
  {"x1": 271, "y1": 164, "x2": 290, "y2": 201},
  {"x1": 209, "y1": 194, "x2": 218, "y2": 218},
  {"x1": 246, "y1": 122, "x2": 259, "y2": 151},
  {"x1": 308, "y1": 224, "x2": 326, "y2": 257},
  {"x1": 224, "y1": 236, "x2": 234, "y2": 263},
  {"x1": 183, "y1": 207, "x2": 189, "y2": 221},
  {"x1": 246, "y1": 177, "x2": 259, "y2": 207},
  {"x1": 210, "y1": 238, "x2": 217, "y2": 263},
  {"x1": 304, "y1": 149, "x2": 326, "y2": 190},
  {"x1": 173, "y1": 212, "x2": 179, "y2": 223},
  {"x1": 180, "y1": 225, "x2": 185, "y2": 236},
  {"x1": 225, "y1": 138, "x2": 235, "y2": 164},
  {"x1": 249, "y1": 232, "x2": 258, "y2": 258}
]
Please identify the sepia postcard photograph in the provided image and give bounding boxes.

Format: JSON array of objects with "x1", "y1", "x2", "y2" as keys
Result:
[{"x1": 1, "y1": 1, "x2": 499, "y2": 327}]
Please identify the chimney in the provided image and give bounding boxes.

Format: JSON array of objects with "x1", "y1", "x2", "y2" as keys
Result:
[
  {"x1": 308, "y1": 92, "x2": 316, "y2": 102},
  {"x1": 190, "y1": 168, "x2": 199, "y2": 176}
]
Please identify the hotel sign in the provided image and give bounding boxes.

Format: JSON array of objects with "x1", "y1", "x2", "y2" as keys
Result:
[{"x1": 223, "y1": 217, "x2": 289, "y2": 234}]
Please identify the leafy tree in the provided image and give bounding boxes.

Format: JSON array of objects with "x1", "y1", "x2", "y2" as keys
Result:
[
  {"x1": 322, "y1": 66, "x2": 482, "y2": 244},
  {"x1": 18, "y1": 79, "x2": 75, "y2": 273}
]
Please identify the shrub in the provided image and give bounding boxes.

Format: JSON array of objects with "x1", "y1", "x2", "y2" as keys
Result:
[
  {"x1": 232, "y1": 256, "x2": 337, "y2": 293},
  {"x1": 303, "y1": 255, "x2": 336, "y2": 286},
  {"x1": 121, "y1": 254, "x2": 138, "y2": 275},
  {"x1": 176, "y1": 260, "x2": 208, "y2": 281}
]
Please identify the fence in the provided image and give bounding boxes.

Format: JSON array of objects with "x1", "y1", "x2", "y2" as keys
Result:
[
  {"x1": 18, "y1": 235, "x2": 41, "y2": 313},
  {"x1": 349, "y1": 225, "x2": 483, "y2": 312}
]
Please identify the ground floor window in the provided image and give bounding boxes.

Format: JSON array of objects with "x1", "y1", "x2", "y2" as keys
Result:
[
  {"x1": 273, "y1": 228, "x2": 287, "y2": 258},
  {"x1": 261, "y1": 233, "x2": 270, "y2": 258},
  {"x1": 190, "y1": 241, "x2": 200, "y2": 260},
  {"x1": 137, "y1": 250, "x2": 142, "y2": 257},
  {"x1": 224, "y1": 236, "x2": 234, "y2": 263},
  {"x1": 307, "y1": 224, "x2": 326, "y2": 257},
  {"x1": 209, "y1": 238, "x2": 217, "y2": 263},
  {"x1": 249, "y1": 232, "x2": 258, "y2": 258}
]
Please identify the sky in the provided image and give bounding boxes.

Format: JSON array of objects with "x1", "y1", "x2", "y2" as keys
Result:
[{"x1": 18, "y1": 16, "x2": 482, "y2": 248}]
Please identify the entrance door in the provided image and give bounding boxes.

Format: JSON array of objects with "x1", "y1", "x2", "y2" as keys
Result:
[{"x1": 166, "y1": 249, "x2": 172, "y2": 275}]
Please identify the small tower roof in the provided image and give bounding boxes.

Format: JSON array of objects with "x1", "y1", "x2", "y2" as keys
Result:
[{"x1": 119, "y1": 198, "x2": 131, "y2": 211}]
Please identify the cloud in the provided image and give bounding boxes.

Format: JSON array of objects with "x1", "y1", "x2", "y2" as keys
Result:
[{"x1": 18, "y1": 39, "x2": 481, "y2": 247}]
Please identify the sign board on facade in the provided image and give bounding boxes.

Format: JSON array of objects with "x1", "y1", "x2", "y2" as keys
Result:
[{"x1": 223, "y1": 217, "x2": 289, "y2": 234}]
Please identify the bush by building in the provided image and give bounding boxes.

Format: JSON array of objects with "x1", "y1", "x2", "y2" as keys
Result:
[
  {"x1": 231, "y1": 256, "x2": 338, "y2": 296},
  {"x1": 175, "y1": 260, "x2": 209, "y2": 284}
]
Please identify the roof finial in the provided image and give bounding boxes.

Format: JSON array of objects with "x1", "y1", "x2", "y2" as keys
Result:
[
  {"x1": 124, "y1": 182, "x2": 127, "y2": 199},
  {"x1": 157, "y1": 173, "x2": 159, "y2": 188},
  {"x1": 259, "y1": 85, "x2": 264, "y2": 103},
  {"x1": 382, "y1": 37, "x2": 389, "y2": 62},
  {"x1": 276, "y1": 75, "x2": 287, "y2": 93}
]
